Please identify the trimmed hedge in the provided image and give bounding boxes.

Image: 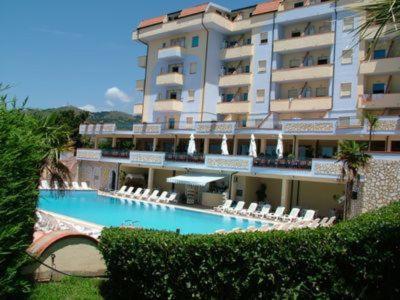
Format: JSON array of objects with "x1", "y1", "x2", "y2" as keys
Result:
[{"x1": 99, "y1": 202, "x2": 400, "y2": 299}]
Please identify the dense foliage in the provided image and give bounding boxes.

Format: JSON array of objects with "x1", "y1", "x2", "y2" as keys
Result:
[{"x1": 100, "y1": 202, "x2": 400, "y2": 299}]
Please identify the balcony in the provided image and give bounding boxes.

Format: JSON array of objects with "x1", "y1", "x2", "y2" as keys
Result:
[
  {"x1": 220, "y1": 44, "x2": 254, "y2": 61},
  {"x1": 219, "y1": 73, "x2": 252, "y2": 87},
  {"x1": 76, "y1": 149, "x2": 102, "y2": 161},
  {"x1": 272, "y1": 64, "x2": 333, "y2": 83},
  {"x1": 216, "y1": 101, "x2": 250, "y2": 114},
  {"x1": 158, "y1": 46, "x2": 185, "y2": 61},
  {"x1": 156, "y1": 72, "x2": 184, "y2": 86},
  {"x1": 358, "y1": 93, "x2": 400, "y2": 110},
  {"x1": 270, "y1": 97, "x2": 332, "y2": 113},
  {"x1": 133, "y1": 103, "x2": 143, "y2": 115},
  {"x1": 137, "y1": 55, "x2": 147, "y2": 68},
  {"x1": 136, "y1": 79, "x2": 144, "y2": 91},
  {"x1": 359, "y1": 57, "x2": 400, "y2": 75},
  {"x1": 274, "y1": 32, "x2": 334, "y2": 53},
  {"x1": 154, "y1": 99, "x2": 183, "y2": 112}
]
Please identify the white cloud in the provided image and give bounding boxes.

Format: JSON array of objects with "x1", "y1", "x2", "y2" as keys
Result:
[
  {"x1": 79, "y1": 104, "x2": 97, "y2": 112},
  {"x1": 106, "y1": 100, "x2": 115, "y2": 107},
  {"x1": 105, "y1": 87, "x2": 130, "y2": 103}
]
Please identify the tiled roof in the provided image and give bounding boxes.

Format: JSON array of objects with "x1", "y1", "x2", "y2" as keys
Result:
[
  {"x1": 252, "y1": 0, "x2": 281, "y2": 16},
  {"x1": 138, "y1": 15, "x2": 166, "y2": 29},
  {"x1": 179, "y1": 3, "x2": 209, "y2": 18}
]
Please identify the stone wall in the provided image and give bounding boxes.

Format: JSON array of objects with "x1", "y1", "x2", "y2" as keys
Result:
[{"x1": 79, "y1": 161, "x2": 118, "y2": 190}]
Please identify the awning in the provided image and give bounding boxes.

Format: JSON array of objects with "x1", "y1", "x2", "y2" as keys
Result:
[{"x1": 167, "y1": 174, "x2": 225, "y2": 187}]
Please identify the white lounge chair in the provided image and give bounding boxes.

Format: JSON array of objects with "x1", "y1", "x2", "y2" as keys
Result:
[
  {"x1": 307, "y1": 218, "x2": 321, "y2": 229},
  {"x1": 266, "y1": 206, "x2": 285, "y2": 220},
  {"x1": 322, "y1": 216, "x2": 336, "y2": 227},
  {"x1": 214, "y1": 200, "x2": 233, "y2": 212},
  {"x1": 140, "y1": 189, "x2": 151, "y2": 200},
  {"x1": 239, "y1": 202, "x2": 258, "y2": 216},
  {"x1": 253, "y1": 204, "x2": 271, "y2": 218},
  {"x1": 53, "y1": 182, "x2": 59, "y2": 190},
  {"x1": 298, "y1": 209, "x2": 315, "y2": 223},
  {"x1": 64, "y1": 181, "x2": 70, "y2": 189},
  {"x1": 122, "y1": 186, "x2": 134, "y2": 196},
  {"x1": 157, "y1": 191, "x2": 168, "y2": 202},
  {"x1": 81, "y1": 182, "x2": 90, "y2": 190},
  {"x1": 165, "y1": 192, "x2": 177, "y2": 203},
  {"x1": 72, "y1": 182, "x2": 80, "y2": 190},
  {"x1": 319, "y1": 217, "x2": 329, "y2": 226},
  {"x1": 149, "y1": 190, "x2": 160, "y2": 201},
  {"x1": 227, "y1": 201, "x2": 245, "y2": 214},
  {"x1": 131, "y1": 188, "x2": 143, "y2": 199},
  {"x1": 282, "y1": 208, "x2": 301, "y2": 222},
  {"x1": 116, "y1": 186, "x2": 127, "y2": 195},
  {"x1": 40, "y1": 180, "x2": 50, "y2": 190}
]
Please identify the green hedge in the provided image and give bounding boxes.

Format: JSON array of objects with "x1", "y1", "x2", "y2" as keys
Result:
[{"x1": 99, "y1": 202, "x2": 400, "y2": 299}]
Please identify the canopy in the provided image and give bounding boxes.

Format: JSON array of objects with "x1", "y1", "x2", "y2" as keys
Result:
[{"x1": 167, "y1": 174, "x2": 225, "y2": 187}]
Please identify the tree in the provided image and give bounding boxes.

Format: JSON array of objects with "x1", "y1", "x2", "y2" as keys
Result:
[
  {"x1": 362, "y1": 111, "x2": 379, "y2": 151},
  {"x1": 355, "y1": 0, "x2": 400, "y2": 57},
  {"x1": 336, "y1": 141, "x2": 371, "y2": 220}
]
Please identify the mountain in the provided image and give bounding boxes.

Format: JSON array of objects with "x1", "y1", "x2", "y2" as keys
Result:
[{"x1": 27, "y1": 106, "x2": 140, "y2": 129}]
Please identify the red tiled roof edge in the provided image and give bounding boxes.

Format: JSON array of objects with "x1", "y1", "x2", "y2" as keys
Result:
[
  {"x1": 252, "y1": 0, "x2": 281, "y2": 16},
  {"x1": 138, "y1": 15, "x2": 166, "y2": 29},
  {"x1": 178, "y1": 3, "x2": 210, "y2": 18}
]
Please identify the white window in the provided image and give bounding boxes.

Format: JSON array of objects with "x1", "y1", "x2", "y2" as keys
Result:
[
  {"x1": 188, "y1": 89, "x2": 195, "y2": 101},
  {"x1": 288, "y1": 89, "x2": 298, "y2": 99},
  {"x1": 340, "y1": 83, "x2": 352, "y2": 97},
  {"x1": 258, "y1": 60, "x2": 267, "y2": 73},
  {"x1": 343, "y1": 17, "x2": 354, "y2": 32},
  {"x1": 189, "y1": 62, "x2": 197, "y2": 74},
  {"x1": 342, "y1": 49, "x2": 353, "y2": 64},
  {"x1": 260, "y1": 32, "x2": 268, "y2": 44},
  {"x1": 256, "y1": 89, "x2": 265, "y2": 102}
]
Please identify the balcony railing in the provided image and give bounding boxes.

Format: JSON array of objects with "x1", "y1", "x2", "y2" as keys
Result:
[
  {"x1": 101, "y1": 148, "x2": 130, "y2": 159},
  {"x1": 165, "y1": 153, "x2": 205, "y2": 163},
  {"x1": 254, "y1": 157, "x2": 312, "y2": 170}
]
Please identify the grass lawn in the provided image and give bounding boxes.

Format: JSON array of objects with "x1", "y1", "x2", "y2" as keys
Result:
[{"x1": 30, "y1": 277, "x2": 104, "y2": 300}]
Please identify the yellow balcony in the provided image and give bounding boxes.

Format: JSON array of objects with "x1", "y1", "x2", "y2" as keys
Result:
[
  {"x1": 216, "y1": 101, "x2": 250, "y2": 114},
  {"x1": 272, "y1": 65, "x2": 333, "y2": 83},
  {"x1": 274, "y1": 32, "x2": 334, "y2": 53},
  {"x1": 156, "y1": 72, "x2": 184, "y2": 86},
  {"x1": 137, "y1": 55, "x2": 147, "y2": 68},
  {"x1": 358, "y1": 94, "x2": 400, "y2": 109},
  {"x1": 219, "y1": 73, "x2": 252, "y2": 87},
  {"x1": 270, "y1": 97, "x2": 332, "y2": 113},
  {"x1": 154, "y1": 99, "x2": 183, "y2": 112},
  {"x1": 220, "y1": 44, "x2": 254, "y2": 61},
  {"x1": 133, "y1": 103, "x2": 143, "y2": 115},
  {"x1": 158, "y1": 46, "x2": 185, "y2": 60},
  {"x1": 359, "y1": 57, "x2": 400, "y2": 75},
  {"x1": 136, "y1": 79, "x2": 144, "y2": 91}
]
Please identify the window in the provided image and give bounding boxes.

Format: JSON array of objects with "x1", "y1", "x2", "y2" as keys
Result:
[
  {"x1": 342, "y1": 49, "x2": 353, "y2": 64},
  {"x1": 258, "y1": 60, "x2": 267, "y2": 73},
  {"x1": 340, "y1": 83, "x2": 352, "y2": 97},
  {"x1": 294, "y1": 2, "x2": 304, "y2": 8},
  {"x1": 256, "y1": 89, "x2": 265, "y2": 102},
  {"x1": 186, "y1": 117, "x2": 193, "y2": 125},
  {"x1": 316, "y1": 87, "x2": 328, "y2": 97},
  {"x1": 245, "y1": 65, "x2": 250, "y2": 73},
  {"x1": 289, "y1": 59, "x2": 301, "y2": 68},
  {"x1": 343, "y1": 17, "x2": 354, "y2": 32},
  {"x1": 317, "y1": 56, "x2": 328, "y2": 65},
  {"x1": 188, "y1": 89, "x2": 195, "y2": 100},
  {"x1": 372, "y1": 83, "x2": 385, "y2": 94},
  {"x1": 260, "y1": 32, "x2": 268, "y2": 44},
  {"x1": 242, "y1": 93, "x2": 248, "y2": 101},
  {"x1": 168, "y1": 118, "x2": 175, "y2": 129},
  {"x1": 189, "y1": 62, "x2": 197, "y2": 74},
  {"x1": 373, "y1": 49, "x2": 386, "y2": 59},
  {"x1": 288, "y1": 89, "x2": 298, "y2": 99},
  {"x1": 291, "y1": 30, "x2": 301, "y2": 38},
  {"x1": 191, "y1": 36, "x2": 199, "y2": 48}
]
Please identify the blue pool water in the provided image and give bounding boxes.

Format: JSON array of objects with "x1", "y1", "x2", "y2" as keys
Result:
[{"x1": 38, "y1": 191, "x2": 266, "y2": 234}]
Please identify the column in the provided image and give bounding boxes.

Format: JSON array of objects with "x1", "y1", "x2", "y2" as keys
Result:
[
  {"x1": 147, "y1": 168, "x2": 154, "y2": 190},
  {"x1": 280, "y1": 179, "x2": 291, "y2": 212},
  {"x1": 260, "y1": 139, "x2": 267, "y2": 154},
  {"x1": 132, "y1": 137, "x2": 137, "y2": 150},
  {"x1": 112, "y1": 137, "x2": 117, "y2": 148},
  {"x1": 153, "y1": 138, "x2": 158, "y2": 151},
  {"x1": 174, "y1": 137, "x2": 180, "y2": 153},
  {"x1": 230, "y1": 175, "x2": 238, "y2": 200},
  {"x1": 294, "y1": 137, "x2": 299, "y2": 159},
  {"x1": 233, "y1": 136, "x2": 238, "y2": 155},
  {"x1": 386, "y1": 136, "x2": 392, "y2": 152},
  {"x1": 203, "y1": 138, "x2": 209, "y2": 154},
  {"x1": 94, "y1": 137, "x2": 99, "y2": 149}
]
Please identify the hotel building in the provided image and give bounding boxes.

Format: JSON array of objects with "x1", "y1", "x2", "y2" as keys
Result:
[{"x1": 77, "y1": 0, "x2": 400, "y2": 218}]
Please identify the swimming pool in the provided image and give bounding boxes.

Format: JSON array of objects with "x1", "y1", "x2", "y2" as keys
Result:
[{"x1": 38, "y1": 191, "x2": 266, "y2": 234}]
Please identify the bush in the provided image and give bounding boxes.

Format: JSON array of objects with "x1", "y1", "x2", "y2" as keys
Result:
[{"x1": 99, "y1": 202, "x2": 400, "y2": 299}]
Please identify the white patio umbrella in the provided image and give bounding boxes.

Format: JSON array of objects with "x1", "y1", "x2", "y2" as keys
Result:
[
  {"x1": 221, "y1": 134, "x2": 229, "y2": 155},
  {"x1": 249, "y1": 134, "x2": 257, "y2": 158},
  {"x1": 276, "y1": 133, "x2": 284, "y2": 159},
  {"x1": 187, "y1": 134, "x2": 196, "y2": 155}
]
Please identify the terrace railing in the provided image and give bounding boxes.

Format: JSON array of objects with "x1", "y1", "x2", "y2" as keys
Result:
[
  {"x1": 253, "y1": 157, "x2": 312, "y2": 170},
  {"x1": 165, "y1": 152, "x2": 205, "y2": 163},
  {"x1": 101, "y1": 148, "x2": 130, "y2": 159}
]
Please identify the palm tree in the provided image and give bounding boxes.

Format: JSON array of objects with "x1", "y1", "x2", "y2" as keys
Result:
[
  {"x1": 355, "y1": 0, "x2": 400, "y2": 57},
  {"x1": 336, "y1": 141, "x2": 371, "y2": 220},
  {"x1": 362, "y1": 111, "x2": 379, "y2": 151}
]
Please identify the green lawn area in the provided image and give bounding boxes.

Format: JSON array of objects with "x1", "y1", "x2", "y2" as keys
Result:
[{"x1": 30, "y1": 277, "x2": 104, "y2": 300}]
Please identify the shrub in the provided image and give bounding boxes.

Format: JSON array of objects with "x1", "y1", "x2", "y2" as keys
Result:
[{"x1": 99, "y1": 202, "x2": 400, "y2": 299}]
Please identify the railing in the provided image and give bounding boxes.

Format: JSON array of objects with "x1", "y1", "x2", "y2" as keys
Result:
[
  {"x1": 254, "y1": 157, "x2": 312, "y2": 170},
  {"x1": 165, "y1": 152, "x2": 205, "y2": 163},
  {"x1": 101, "y1": 148, "x2": 130, "y2": 159},
  {"x1": 222, "y1": 41, "x2": 252, "y2": 49}
]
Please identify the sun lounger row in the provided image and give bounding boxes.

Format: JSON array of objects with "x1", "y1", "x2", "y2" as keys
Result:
[
  {"x1": 39, "y1": 180, "x2": 90, "y2": 190},
  {"x1": 113, "y1": 185, "x2": 177, "y2": 204}
]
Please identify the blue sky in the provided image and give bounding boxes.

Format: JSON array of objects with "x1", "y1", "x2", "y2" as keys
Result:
[{"x1": 0, "y1": 0, "x2": 259, "y2": 112}]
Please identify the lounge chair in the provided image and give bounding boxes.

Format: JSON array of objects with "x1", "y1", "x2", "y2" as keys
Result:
[
  {"x1": 122, "y1": 186, "x2": 134, "y2": 196},
  {"x1": 281, "y1": 208, "x2": 301, "y2": 222},
  {"x1": 298, "y1": 209, "x2": 315, "y2": 223},
  {"x1": 53, "y1": 182, "x2": 59, "y2": 190},
  {"x1": 246, "y1": 226, "x2": 257, "y2": 232},
  {"x1": 214, "y1": 200, "x2": 233, "y2": 212},
  {"x1": 239, "y1": 202, "x2": 258, "y2": 216},
  {"x1": 318, "y1": 217, "x2": 329, "y2": 226},
  {"x1": 149, "y1": 190, "x2": 160, "y2": 201},
  {"x1": 266, "y1": 206, "x2": 285, "y2": 220},
  {"x1": 307, "y1": 218, "x2": 321, "y2": 229},
  {"x1": 72, "y1": 182, "x2": 80, "y2": 190},
  {"x1": 115, "y1": 186, "x2": 127, "y2": 195},
  {"x1": 64, "y1": 181, "x2": 70, "y2": 189},
  {"x1": 322, "y1": 216, "x2": 336, "y2": 227},
  {"x1": 227, "y1": 201, "x2": 245, "y2": 214},
  {"x1": 131, "y1": 188, "x2": 143, "y2": 199},
  {"x1": 253, "y1": 204, "x2": 271, "y2": 218},
  {"x1": 40, "y1": 180, "x2": 50, "y2": 190},
  {"x1": 165, "y1": 192, "x2": 177, "y2": 203},
  {"x1": 140, "y1": 189, "x2": 151, "y2": 200},
  {"x1": 81, "y1": 182, "x2": 90, "y2": 190},
  {"x1": 157, "y1": 191, "x2": 168, "y2": 202}
]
